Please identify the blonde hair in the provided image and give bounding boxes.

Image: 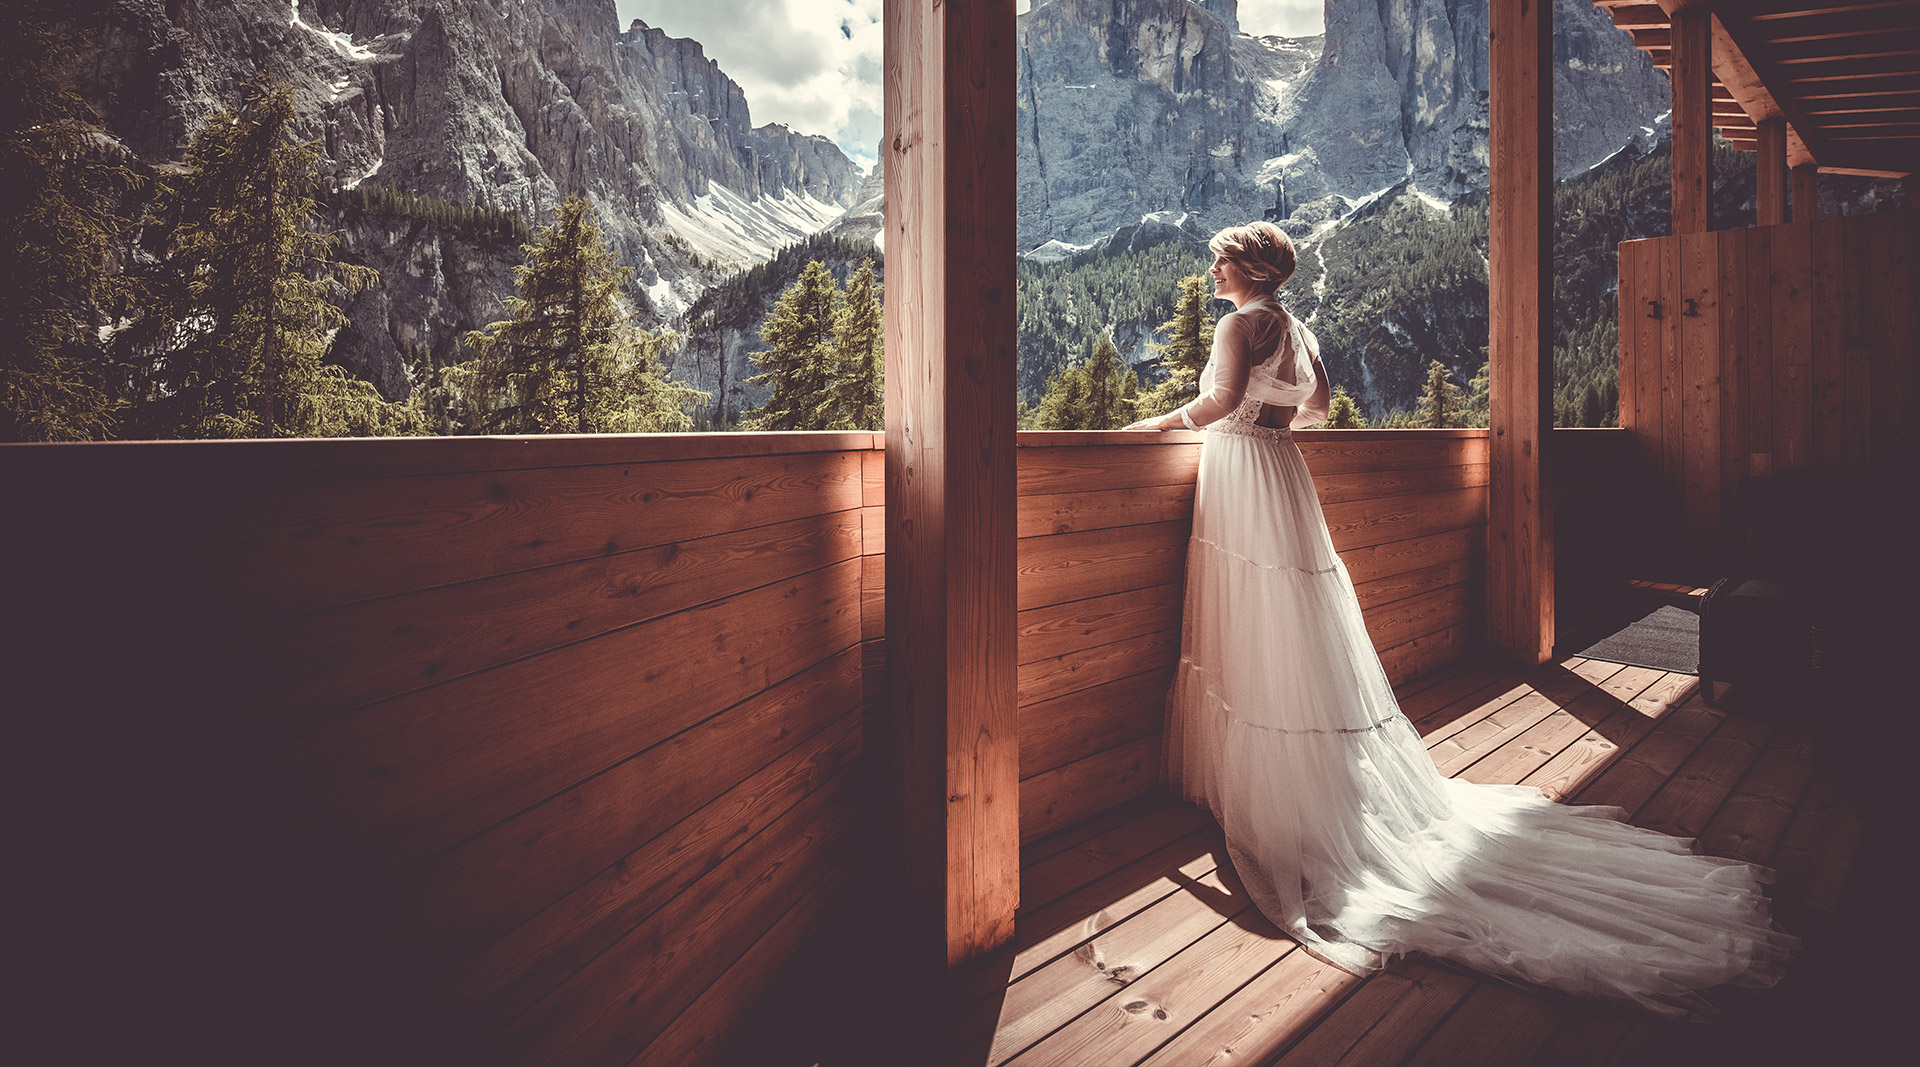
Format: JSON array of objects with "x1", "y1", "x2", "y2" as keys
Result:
[{"x1": 1209, "y1": 221, "x2": 1296, "y2": 293}]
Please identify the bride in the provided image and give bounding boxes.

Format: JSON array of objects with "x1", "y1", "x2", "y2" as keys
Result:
[{"x1": 1122, "y1": 221, "x2": 1795, "y2": 1017}]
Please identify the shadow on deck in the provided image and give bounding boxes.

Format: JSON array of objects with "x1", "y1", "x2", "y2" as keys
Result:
[{"x1": 738, "y1": 655, "x2": 1893, "y2": 1067}]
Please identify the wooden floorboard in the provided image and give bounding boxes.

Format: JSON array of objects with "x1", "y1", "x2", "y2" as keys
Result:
[{"x1": 913, "y1": 656, "x2": 1875, "y2": 1067}]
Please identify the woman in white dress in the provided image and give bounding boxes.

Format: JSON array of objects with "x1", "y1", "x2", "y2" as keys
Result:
[{"x1": 1123, "y1": 221, "x2": 1795, "y2": 1017}]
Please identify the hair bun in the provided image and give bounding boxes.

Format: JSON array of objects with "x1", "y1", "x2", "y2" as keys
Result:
[{"x1": 1209, "y1": 221, "x2": 1297, "y2": 292}]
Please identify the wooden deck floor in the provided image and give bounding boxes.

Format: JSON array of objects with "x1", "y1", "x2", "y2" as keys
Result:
[
  {"x1": 942, "y1": 655, "x2": 1888, "y2": 1067},
  {"x1": 736, "y1": 653, "x2": 1892, "y2": 1066}
]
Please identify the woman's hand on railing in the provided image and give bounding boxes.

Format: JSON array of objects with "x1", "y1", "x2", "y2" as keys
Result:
[{"x1": 1123, "y1": 413, "x2": 1182, "y2": 431}]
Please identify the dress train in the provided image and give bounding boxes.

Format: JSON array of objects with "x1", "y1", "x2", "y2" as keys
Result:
[{"x1": 1165, "y1": 403, "x2": 1796, "y2": 1018}]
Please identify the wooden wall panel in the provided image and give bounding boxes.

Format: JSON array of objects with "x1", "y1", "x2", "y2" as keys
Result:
[
  {"x1": 4, "y1": 433, "x2": 882, "y2": 1067},
  {"x1": 1617, "y1": 212, "x2": 1919, "y2": 573},
  {"x1": 1012, "y1": 431, "x2": 1489, "y2": 844}
]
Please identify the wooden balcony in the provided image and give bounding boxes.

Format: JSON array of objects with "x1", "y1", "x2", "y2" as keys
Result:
[
  {"x1": 2, "y1": 427, "x2": 1489, "y2": 1064},
  {"x1": 8, "y1": 420, "x2": 1887, "y2": 1065}
]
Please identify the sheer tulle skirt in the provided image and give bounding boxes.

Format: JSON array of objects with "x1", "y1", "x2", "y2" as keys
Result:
[{"x1": 1165, "y1": 426, "x2": 1796, "y2": 1017}]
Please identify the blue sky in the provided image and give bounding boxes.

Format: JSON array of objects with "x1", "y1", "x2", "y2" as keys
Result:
[{"x1": 612, "y1": 1, "x2": 1325, "y2": 175}]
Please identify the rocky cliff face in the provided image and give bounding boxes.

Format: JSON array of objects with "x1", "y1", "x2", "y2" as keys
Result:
[
  {"x1": 65, "y1": 0, "x2": 862, "y2": 395},
  {"x1": 1017, "y1": 0, "x2": 1672, "y2": 251}
]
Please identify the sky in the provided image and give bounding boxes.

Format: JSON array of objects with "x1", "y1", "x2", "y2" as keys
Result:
[{"x1": 612, "y1": 1, "x2": 1325, "y2": 175}]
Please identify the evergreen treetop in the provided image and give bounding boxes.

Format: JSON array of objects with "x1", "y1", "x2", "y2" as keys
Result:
[
  {"x1": 1134, "y1": 274, "x2": 1216, "y2": 419},
  {"x1": 743, "y1": 260, "x2": 842, "y2": 431},
  {"x1": 119, "y1": 72, "x2": 378, "y2": 439},
  {"x1": 465, "y1": 194, "x2": 701, "y2": 434}
]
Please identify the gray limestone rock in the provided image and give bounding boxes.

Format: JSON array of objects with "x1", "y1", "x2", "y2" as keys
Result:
[
  {"x1": 66, "y1": 0, "x2": 863, "y2": 396},
  {"x1": 1010, "y1": 0, "x2": 1672, "y2": 252}
]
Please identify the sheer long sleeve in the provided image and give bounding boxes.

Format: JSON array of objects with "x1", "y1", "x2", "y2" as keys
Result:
[{"x1": 1171, "y1": 313, "x2": 1255, "y2": 430}]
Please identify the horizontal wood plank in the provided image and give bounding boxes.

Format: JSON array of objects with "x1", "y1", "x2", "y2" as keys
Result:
[
  {"x1": 630, "y1": 863, "x2": 850, "y2": 1067},
  {"x1": 1297, "y1": 434, "x2": 1489, "y2": 474},
  {"x1": 1376, "y1": 626, "x2": 1467, "y2": 689},
  {"x1": 289, "y1": 558, "x2": 861, "y2": 866},
  {"x1": 1312, "y1": 462, "x2": 1490, "y2": 504},
  {"x1": 212, "y1": 451, "x2": 863, "y2": 615},
  {"x1": 259, "y1": 509, "x2": 861, "y2": 722},
  {"x1": 1018, "y1": 629, "x2": 1181, "y2": 709},
  {"x1": 1018, "y1": 522, "x2": 1189, "y2": 612},
  {"x1": 1321, "y1": 486, "x2": 1489, "y2": 552},
  {"x1": 401, "y1": 647, "x2": 862, "y2": 959},
  {"x1": 1018, "y1": 584, "x2": 1183, "y2": 666},
  {"x1": 1017, "y1": 445, "x2": 1202, "y2": 496},
  {"x1": 1020, "y1": 667, "x2": 1174, "y2": 780},
  {"x1": 1340, "y1": 526, "x2": 1482, "y2": 588},
  {"x1": 1362, "y1": 580, "x2": 1474, "y2": 652},
  {"x1": 1020, "y1": 735, "x2": 1166, "y2": 844},
  {"x1": 1017, "y1": 482, "x2": 1195, "y2": 538},
  {"x1": 497, "y1": 771, "x2": 859, "y2": 1065},
  {"x1": 444, "y1": 717, "x2": 862, "y2": 1021},
  {"x1": 1020, "y1": 801, "x2": 1213, "y2": 911}
]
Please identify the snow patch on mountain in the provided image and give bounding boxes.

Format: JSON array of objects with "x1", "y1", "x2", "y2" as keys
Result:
[
  {"x1": 289, "y1": 1, "x2": 376, "y2": 62},
  {"x1": 658, "y1": 183, "x2": 847, "y2": 270}
]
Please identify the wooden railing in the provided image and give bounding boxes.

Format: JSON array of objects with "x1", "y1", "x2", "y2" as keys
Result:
[
  {"x1": 1009, "y1": 428, "x2": 1490, "y2": 841},
  {"x1": 10, "y1": 432, "x2": 881, "y2": 1067},
  {"x1": 9, "y1": 425, "x2": 1489, "y2": 1064}
]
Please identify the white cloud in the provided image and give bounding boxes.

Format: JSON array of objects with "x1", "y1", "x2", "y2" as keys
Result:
[
  {"x1": 615, "y1": 0, "x2": 883, "y2": 172},
  {"x1": 1239, "y1": 1, "x2": 1326, "y2": 38}
]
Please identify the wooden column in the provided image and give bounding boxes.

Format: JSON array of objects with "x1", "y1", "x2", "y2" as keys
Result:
[
  {"x1": 1757, "y1": 118, "x2": 1789, "y2": 226},
  {"x1": 882, "y1": 0, "x2": 1020, "y2": 973},
  {"x1": 1793, "y1": 164, "x2": 1821, "y2": 223},
  {"x1": 1671, "y1": 7, "x2": 1713, "y2": 235},
  {"x1": 1488, "y1": 0, "x2": 1553, "y2": 664}
]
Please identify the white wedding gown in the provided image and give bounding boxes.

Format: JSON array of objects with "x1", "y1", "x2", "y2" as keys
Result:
[{"x1": 1162, "y1": 296, "x2": 1796, "y2": 1018}]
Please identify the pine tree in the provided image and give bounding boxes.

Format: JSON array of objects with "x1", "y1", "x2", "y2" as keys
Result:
[
  {"x1": 1135, "y1": 274, "x2": 1215, "y2": 418},
  {"x1": 465, "y1": 195, "x2": 701, "y2": 433},
  {"x1": 1415, "y1": 359, "x2": 1465, "y2": 429},
  {"x1": 1462, "y1": 355, "x2": 1492, "y2": 428},
  {"x1": 1324, "y1": 386, "x2": 1366, "y2": 429},
  {"x1": 820, "y1": 257, "x2": 883, "y2": 430},
  {"x1": 1080, "y1": 333, "x2": 1130, "y2": 429},
  {"x1": 0, "y1": 1, "x2": 138, "y2": 440},
  {"x1": 120, "y1": 73, "x2": 379, "y2": 439},
  {"x1": 1033, "y1": 359, "x2": 1091, "y2": 430},
  {"x1": 744, "y1": 260, "x2": 841, "y2": 430}
]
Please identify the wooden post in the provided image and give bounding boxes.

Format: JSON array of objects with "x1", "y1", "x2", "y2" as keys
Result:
[
  {"x1": 1671, "y1": 7, "x2": 1712, "y2": 235},
  {"x1": 1793, "y1": 164, "x2": 1821, "y2": 223},
  {"x1": 1757, "y1": 118, "x2": 1789, "y2": 226},
  {"x1": 1488, "y1": 0, "x2": 1553, "y2": 664},
  {"x1": 882, "y1": 0, "x2": 1020, "y2": 975}
]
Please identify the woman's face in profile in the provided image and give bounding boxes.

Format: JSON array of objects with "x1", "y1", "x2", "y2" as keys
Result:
[{"x1": 1209, "y1": 253, "x2": 1248, "y2": 300}]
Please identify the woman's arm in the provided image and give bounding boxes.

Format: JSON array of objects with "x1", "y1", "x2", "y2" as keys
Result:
[{"x1": 1123, "y1": 313, "x2": 1251, "y2": 431}]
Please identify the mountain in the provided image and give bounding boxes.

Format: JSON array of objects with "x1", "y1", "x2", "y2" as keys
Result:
[
  {"x1": 62, "y1": 0, "x2": 863, "y2": 396},
  {"x1": 1016, "y1": 0, "x2": 1672, "y2": 253}
]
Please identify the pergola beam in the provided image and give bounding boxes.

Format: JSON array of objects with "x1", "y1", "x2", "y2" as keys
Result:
[
  {"x1": 1672, "y1": 7, "x2": 1714, "y2": 234},
  {"x1": 1488, "y1": 0, "x2": 1554, "y2": 663},
  {"x1": 1759, "y1": 118, "x2": 1791, "y2": 223}
]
